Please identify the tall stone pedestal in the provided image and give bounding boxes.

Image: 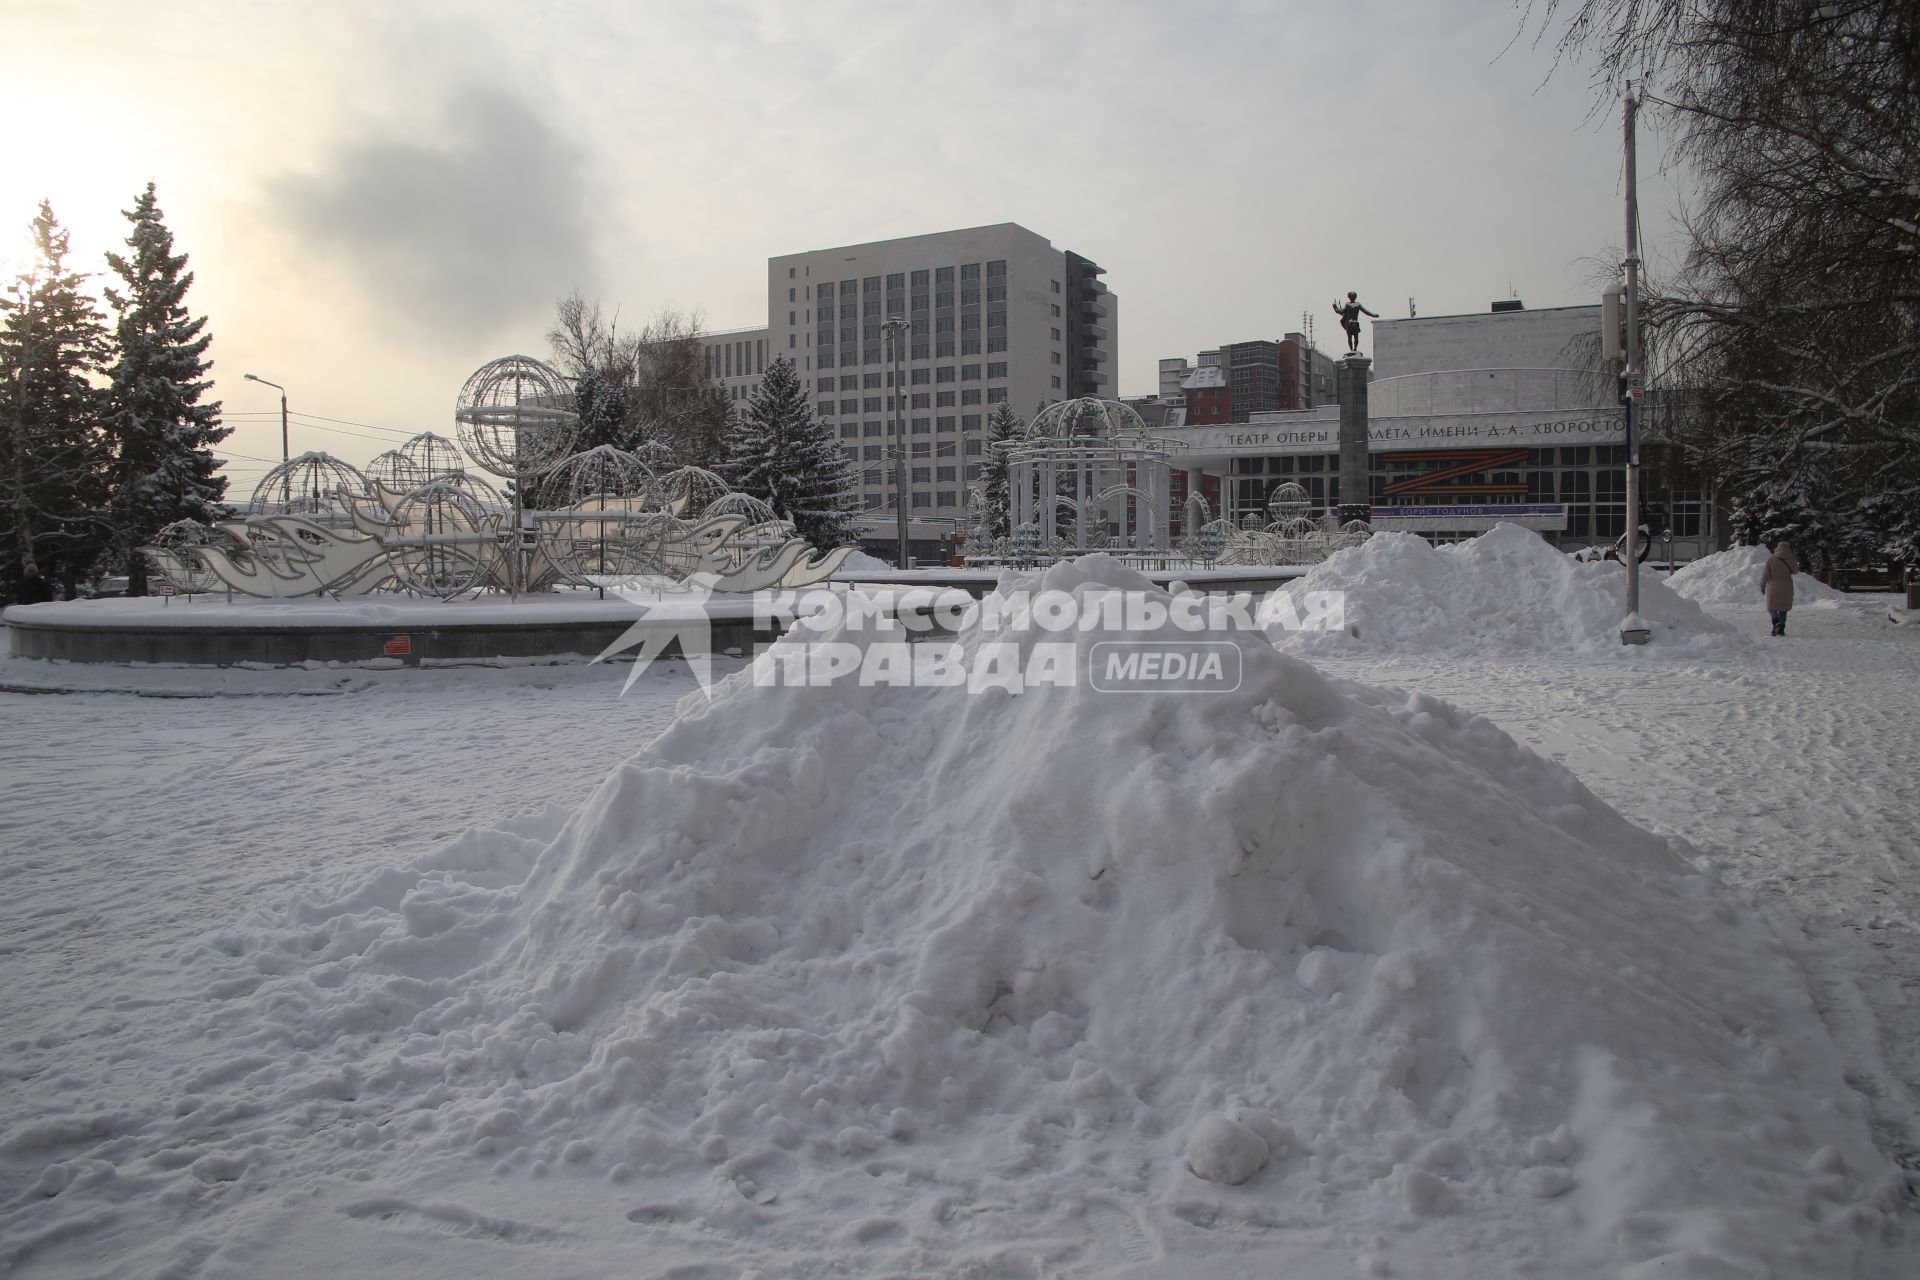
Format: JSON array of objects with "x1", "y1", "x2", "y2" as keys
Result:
[{"x1": 1336, "y1": 353, "x2": 1372, "y2": 526}]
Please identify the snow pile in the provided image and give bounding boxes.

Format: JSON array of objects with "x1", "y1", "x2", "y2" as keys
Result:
[
  {"x1": 1266, "y1": 523, "x2": 1739, "y2": 656},
  {"x1": 839, "y1": 549, "x2": 895, "y2": 571},
  {"x1": 1668, "y1": 543, "x2": 1852, "y2": 609},
  {"x1": 8, "y1": 556, "x2": 1899, "y2": 1275}
]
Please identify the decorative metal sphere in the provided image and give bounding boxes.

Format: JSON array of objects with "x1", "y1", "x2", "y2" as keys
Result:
[
  {"x1": 654, "y1": 466, "x2": 735, "y2": 520},
  {"x1": 1266, "y1": 481, "x2": 1313, "y2": 524},
  {"x1": 400, "y1": 431, "x2": 468, "y2": 483},
  {"x1": 366, "y1": 449, "x2": 412, "y2": 491},
  {"x1": 454, "y1": 355, "x2": 578, "y2": 479},
  {"x1": 149, "y1": 519, "x2": 223, "y2": 593},
  {"x1": 384, "y1": 481, "x2": 497, "y2": 598},
  {"x1": 704, "y1": 492, "x2": 782, "y2": 527},
  {"x1": 546, "y1": 444, "x2": 656, "y2": 508},
  {"x1": 248, "y1": 452, "x2": 371, "y2": 524},
  {"x1": 1026, "y1": 397, "x2": 1150, "y2": 442}
]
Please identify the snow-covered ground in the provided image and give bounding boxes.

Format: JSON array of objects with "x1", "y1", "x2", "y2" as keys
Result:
[{"x1": 2, "y1": 559, "x2": 1916, "y2": 1278}]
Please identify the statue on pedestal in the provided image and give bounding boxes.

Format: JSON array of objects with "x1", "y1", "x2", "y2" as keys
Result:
[{"x1": 1333, "y1": 291, "x2": 1377, "y2": 353}]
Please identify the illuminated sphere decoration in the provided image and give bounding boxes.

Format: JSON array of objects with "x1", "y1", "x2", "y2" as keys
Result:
[{"x1": 454, "y1": 355, "x2": 578, "y2": 480}]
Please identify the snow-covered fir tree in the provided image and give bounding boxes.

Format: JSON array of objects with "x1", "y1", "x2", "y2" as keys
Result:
[
  {"x1": 0, "y1": 202, "x2": 110, "y2": 599},
  {"x1": 722, "y1": 356, "x2": 858, "y2": 549},
  {"x1": 978, "y1": 402, "x2": 1022, "y2": 540},
  {"x1": 102, "y1": 184, "x2": 228, "y2": 594}
]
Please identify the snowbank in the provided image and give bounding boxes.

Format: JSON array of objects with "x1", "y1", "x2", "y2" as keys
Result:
[
  {"x1": 1266, "y1": 523, "x2": 1739, "y2": 656},
  {"x1": 840, "y1": 549, "x2": 896, "y2": 571},
  {"x1": 1668, "y1": 543, "x2": 1852, "y2": 609},
  {"x1": 7, "y1": 556, "x2": 1897, "y2": 1275}
]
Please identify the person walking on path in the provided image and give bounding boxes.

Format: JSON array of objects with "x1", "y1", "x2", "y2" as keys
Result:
[{"x1": 1761, "y1": 541, "x2": 1798, "y2": 636}]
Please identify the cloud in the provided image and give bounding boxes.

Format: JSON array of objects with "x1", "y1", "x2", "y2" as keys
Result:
[{"x1": 269, "y1": 79, "x2": 599, "y2": 342}]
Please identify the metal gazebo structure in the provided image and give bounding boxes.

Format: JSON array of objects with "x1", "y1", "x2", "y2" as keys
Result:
[{"x1": 1006, "y1": 397, "x2": 1185, "y2": 554}]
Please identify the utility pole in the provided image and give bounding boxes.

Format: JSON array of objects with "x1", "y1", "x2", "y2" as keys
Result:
[
  {"x1": 883, "y1": 316, "x2": 911, "y2": 567},
  {"x1": 1621, "y1": 86, "x2": 1645, "y2": 637}
]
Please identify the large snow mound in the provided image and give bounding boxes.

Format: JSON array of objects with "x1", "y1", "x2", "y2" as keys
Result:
[
  {"x1": 1667, "y1": 543, "x2": 1852, "y2": 609},
  {"x1": 10, "y1": 557, "x2": 1898, "y2": 1276},
  {"x1": 1266, "y1": 523, "x2": 1739, "y2": 656}
]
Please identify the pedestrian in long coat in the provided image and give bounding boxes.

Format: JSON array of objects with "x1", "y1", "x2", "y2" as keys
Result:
[{"x1": 1761, "y1": 541, "x2": 1798, "y2": 636}]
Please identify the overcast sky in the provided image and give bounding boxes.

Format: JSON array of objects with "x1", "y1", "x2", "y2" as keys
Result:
[{"x1": 0, "y1": 0, "x2": 1683, "y2": 494}]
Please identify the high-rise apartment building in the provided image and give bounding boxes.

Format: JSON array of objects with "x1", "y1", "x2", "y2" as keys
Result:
[
  {"x1": 700, "y1": 327, "x2": 770, "y2": 408},
  {"x1": 761, "y1": 223, "x2": 1116, "y2": 525}
]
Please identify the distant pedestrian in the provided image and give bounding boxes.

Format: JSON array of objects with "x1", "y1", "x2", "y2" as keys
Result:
[
  {"x1": 1761, "y1": 541, "x2": 1798, "y2": 636},
  {"x1": 14, "y1": 565, "x2": 53, "y2": 606}
]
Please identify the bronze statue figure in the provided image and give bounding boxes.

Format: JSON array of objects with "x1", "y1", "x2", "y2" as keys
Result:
[{"x1": 1333, "y1": 291, "x2": 1377, "y2": 353}]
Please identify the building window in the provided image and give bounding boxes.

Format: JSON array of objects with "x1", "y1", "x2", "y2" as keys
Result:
[
  {"x1": 911, "y1": 416, "x2": 930, "y2": 432},
  {"x1": 987, "y1": 361, "x2": 1007, "y2": 378},
  {"x1": 964, "y1": 438, "x2": 983, "y2": 455},
  {"x1": 937, "y1": 339, "x2": 955, "y2": 356},
  {"x1": 912, "y1": 343, "x2": 930, "y2": 360},
  {"x1": 987, "y1": 335, "x2": 1007, "y2": 353},
  {"x1": 1051, "y1": 376, "x2": 1062, "y2": 388},
  {"x1": 818, "y1": 399, "x2": 834, "y2": 415},
  {"x1": 912, "y1": 467, "x2": 930, "y2": 484},
  {"x1": 864, "y1": 299, "x2": 881, "y2": 317},
  {"x1": 960, "y1": 363, "x2": 980, "y2": 380},
  {"x1": 960, "y1": 263, "x2": 980, "y2": 281},
  {"x1": 987, "y1": 311, "x2": 1006, "y2": 328},
  {"x1": 1051, "y1": 351, "x2": 1062, "y2": 364},
  {"x1": 987, "y1": 388, "x2": 1008, "y2": 403},
  {"x1": 936, "y1": 292, "x2": 954, "y2": 309},
  {"x1": 911, "y1": 269, "x2": 928, "y2": 287},
  {"x1": 819, "y1": 281, "x2": 833, "y2": 296},
  {"x1": 937, "y1": 415, "x2": 956, "y2": 431},
  {"x1": 935, "y1": 266, "x2": 953, "y2": 284},
  {"x1": 842, "y1": 447, "x2": 858, "y2": 463},
  {"x1": 790, "y1": 268, "x2": 798, "y2": 279},
  {"x1": 936, "y1": 391, "x2": 956, "y2": 407},
  {"x1": 863, "y1": 493, "x2": 882, "y2": 509},
  {"x1": 864, "y1": 347, "x2": 882, "y2": 364},
  {"x1": 886, "y1": 273, "x2": 904, "y2": 290},
  {"x1": 864, "y1": 396, "x2": 882, "y2": 412},
  {"x1": 986, "y1": 285, "x2": 1006, "y2": 303},
  {"x1": 841, "y1": 398, "x2": 859, "y2": 413},
  {"x1": 937, "y1": 491, "x2": 957, "y2": 508},
  {"x1": 863, "y1": 422, "x2": 883, "y2": 437},
  {"x1": 1051, "y1": 280, "x2": 1061, "y2": 293},
  {"x1": 864, "y1": 276, "x2": 880, "y2": 293},
  {"x1": 960, "y1": 388, "x2": 981, "y2": 405},
  {"x1": 911, "y1": 393, "x2": 930, "y2": 409},
  {"x1": 863, "y1": 445, "x2": 882, "y2": 461},
  {"x1": 840, "y1": 375, "x2": 859, "y2": 390},
  {"x1": 937, "y1": 465, "x2": 957, "y2": 481},
  {"x1": 911, "y1": 441, "x2": 930, "y2": 458},
  {"x1": 840, "y1": 423, "x2": 857, "y2": 438},
  {"x1": 961, "y1": 288, "x2": 979, "y2": 306},
  {"x1": 912, "y1": 492, "x2": 931, "y2": 509},
  {"x1": 935, "y1": 365, "x2": 956, "y2": 382},
  {"x1": 961, "y1": 413, "x2": 981, "y2": 429},
  {"x1": 912, "y1": 293, "x2": 929, "y2": 313},
  {"x1": 986, "y1": 259, "x2": 1006, "y2": 278},
  {"x1": 817, "y1": 376, "x2": 834, "y2": 391},
  {"x1": 1050, "y1": 327, "x2": 1061, "y2": 341},
  {"x1": 965, "y1": 463, "x2": 982, "y2": 480}
]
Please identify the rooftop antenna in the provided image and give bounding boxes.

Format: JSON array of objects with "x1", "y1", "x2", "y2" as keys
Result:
[{"x1": 1409, "y1": 297, "x2": 1417, "y2": 318}]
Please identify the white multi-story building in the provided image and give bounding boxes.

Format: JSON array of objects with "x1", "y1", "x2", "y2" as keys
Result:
[
  {"x1": 760, "y1": 223, "x2": 1116, "y2": 535},
  {"x1": 700, "y1": 327, "x2": 770, "y2": 409}
]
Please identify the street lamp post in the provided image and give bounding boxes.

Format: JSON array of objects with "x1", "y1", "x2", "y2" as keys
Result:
[
  {"x1": 883, "y1": 316, "x2": 911, "y2": 568},
  {"x1": 243, "y1": 373, "x2": 289, "y2": 505}
]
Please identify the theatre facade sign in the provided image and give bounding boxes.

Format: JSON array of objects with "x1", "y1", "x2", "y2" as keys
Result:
[{"x1": 1176, "y1": 409, "x2": 1622, "y2": 458}]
